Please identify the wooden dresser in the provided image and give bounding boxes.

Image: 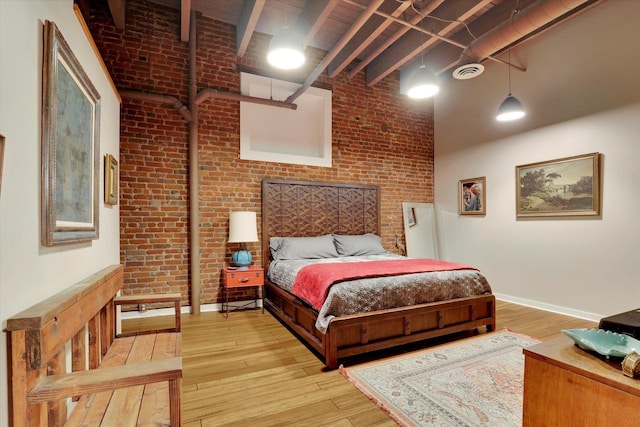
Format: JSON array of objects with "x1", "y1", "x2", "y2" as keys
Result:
[{"x1": 523, "y1": 336, "x2": 640, "y2": 427}]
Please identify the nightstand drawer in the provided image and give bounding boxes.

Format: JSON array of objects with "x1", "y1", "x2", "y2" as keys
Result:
[{"x1": 225, "y1": 268, "x2": 264, "y2": 287}]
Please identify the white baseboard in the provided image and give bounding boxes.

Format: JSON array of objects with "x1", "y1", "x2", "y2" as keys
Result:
[
  {"x1": 120, "y1": 294, "x2": 601, "y2": 324},
  {"x1": 119, "y1": 299, "x2": 263, "y2": 320},
  {"x1": 494, "y1": 293, "x2": 603, "y2": 323}
]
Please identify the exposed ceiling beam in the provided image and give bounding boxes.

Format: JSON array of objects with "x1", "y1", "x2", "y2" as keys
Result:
[
  {"x1": 107, "y1": 0, "x2": 126, "y2": 29},
  {"x1": 180, "y1": 0, "x2": 191, "y2": 42},
  {"x1": 347, "y1": 0, "x2": 446, "y2": 79},
  {"x1": 286, "y1": 0, "x2": 385, "y2": 104},
  {"x1": 236, "y1": 0, "x2": 265, "y2": 57},
  {"x1": 295, "y1": 0, "x2": 338, "y2": 48},
  {"x1": 327, "y1": 0, "x2": 412, "y2": 78},
  {"x1": 365, "y1": 0, "x2": 493, "y2": 84}
]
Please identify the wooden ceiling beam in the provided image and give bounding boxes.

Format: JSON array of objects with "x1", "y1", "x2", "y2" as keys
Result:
[
  {"x1": 327, "y1": 0, "x2": 412, "y2": 78},
  {"x1": 236, "y1": 0, "x2": 265, "y2": 57},
  {"x1": 364, "y1": 0, "x2": 498, "y2": 86},
  {"x1": 295, "y1": 0, "x2": 338, "y2": 48},
  {"x1": 286, "y1": 0, "x2": 385, "y2": 104}
]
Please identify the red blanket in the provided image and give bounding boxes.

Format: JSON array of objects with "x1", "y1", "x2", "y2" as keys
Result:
[{"x1": 290, "y1": 259, "x2": 477, "y2": 310}]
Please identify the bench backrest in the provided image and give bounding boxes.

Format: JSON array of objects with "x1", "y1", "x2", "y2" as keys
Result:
[{"x1": 6, "y1": 264, "x2": 124, "y2": 425}]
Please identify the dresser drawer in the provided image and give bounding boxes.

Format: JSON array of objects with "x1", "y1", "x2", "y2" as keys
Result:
[{"x1": 225, "y1": 268, "x2": 264, "y2": 288}]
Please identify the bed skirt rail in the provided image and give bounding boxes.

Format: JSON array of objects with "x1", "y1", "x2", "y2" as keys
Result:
[{"x1": 264, "y1": 280, "x2": 496, "y2": 369}]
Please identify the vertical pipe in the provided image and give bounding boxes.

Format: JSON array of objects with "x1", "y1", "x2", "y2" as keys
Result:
[{"x1": 189, "y1": 10, "x2": 201, "y2": 314}]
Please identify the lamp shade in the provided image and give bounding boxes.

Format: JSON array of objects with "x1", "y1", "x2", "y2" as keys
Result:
[
  {"x1": 407, "y1": 65, "x2": 440, "y2": 99},
  {"x1": 267, "y1": 26, "x2": 305, "y2": 70},
  {"x1": 228, "y1": 211, "x2": 259, "y2": 243},
  {"x1": 496, "y1": 93, "x2": 525, "y2": 122}
]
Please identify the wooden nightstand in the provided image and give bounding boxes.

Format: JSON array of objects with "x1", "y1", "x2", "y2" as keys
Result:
[{"x1": 222, "y1": 266, "x2": 264, "y2": 317}]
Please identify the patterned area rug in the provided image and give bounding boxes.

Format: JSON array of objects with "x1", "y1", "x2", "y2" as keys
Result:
[{"x1": 340, "y1": 330, "x2": 540, "y2": 427}]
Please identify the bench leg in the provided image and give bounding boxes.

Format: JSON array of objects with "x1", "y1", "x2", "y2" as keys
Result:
[{"x1": 169, "y1": 378, "x2": 181, "y2": 426}]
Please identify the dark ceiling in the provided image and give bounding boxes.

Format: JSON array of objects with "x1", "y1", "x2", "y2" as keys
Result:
[{"x1": 96, "y1": 0, "x2": 605, "y2": 89}]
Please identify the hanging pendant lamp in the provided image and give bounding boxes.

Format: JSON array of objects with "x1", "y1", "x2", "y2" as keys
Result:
[
  {"x1": 496, "y1": 21, "x2": 525, "y2": 121},
  {"x1": 496, "y1": 93, "x2": 525, "y2": 121},
  {"x1": 406, "y1": 7, "x2": 439, "y2": 99},
  {"x1": 267, "y1": 26, "x2": 305, "y2": 70},
  {"x1": 407, "y1": 65, "x2": 440, "y2": 99}
]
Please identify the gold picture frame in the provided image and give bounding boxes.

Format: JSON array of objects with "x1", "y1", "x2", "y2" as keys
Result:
[
  {"x1": 459, "y1": 177, "x2": 486, "y2": 215},
  {"x1": 104, "y1": 154, "x2": 118, "y2": 205},
  {"x1": 41, "y1": 21, "x2": 101, "y2": 246},
  {"x1": 516, "y1": 152, "x2": 601, "y2": 218}
]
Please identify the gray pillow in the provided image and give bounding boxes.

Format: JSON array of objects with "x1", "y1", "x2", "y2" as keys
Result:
[
  {"x1": 270, "y1": 235, "x2": 339, "y2": 260},
  {"x1": 333, "y1": 233, "x2": 387, "y2": 256}
]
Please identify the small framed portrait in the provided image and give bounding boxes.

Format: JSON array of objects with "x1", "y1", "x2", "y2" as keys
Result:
[
  {"x1": 406, "y1": 207, "x2": 416, "y2": 227},
  {"x1": 104, "y1": 153, "x2": 118, "y2": 206},
  {"x1": 459, "y1": 177, "x2": 486, "y2": 215}
]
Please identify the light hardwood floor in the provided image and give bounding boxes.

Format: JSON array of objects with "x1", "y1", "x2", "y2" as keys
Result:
[{"x1": 122, "y1": 300, "x2": 596, "y2": 426}]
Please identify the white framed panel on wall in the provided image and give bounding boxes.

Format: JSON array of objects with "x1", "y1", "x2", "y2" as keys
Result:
[
  {"x1": 402, "y1": 202, "x2": 439, "y2": 259},
  {"x1": 240, "y1": 72, "x2": 332, "y2": 167}
]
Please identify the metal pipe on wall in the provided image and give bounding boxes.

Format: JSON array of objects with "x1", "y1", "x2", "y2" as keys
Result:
[{"x1": 188, "y1": 10, "x2": 201, "y2": 315}]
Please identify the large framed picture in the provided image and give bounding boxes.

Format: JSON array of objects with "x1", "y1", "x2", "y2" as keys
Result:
[
  {"x1": 459, "y1": 177, "x2": 485, "y2": 215},
  {"x1": 41, "y1": 20, "x2": 101, "y2": 246},
  {"x1": 516, "y1": 152, "x2": 601, "y2": 218}
]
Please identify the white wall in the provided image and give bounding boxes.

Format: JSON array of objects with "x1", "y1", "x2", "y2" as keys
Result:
[
  {"x1": 0, "y1": 1, "x2": 120, "y2": 425},
  {"x1": 434, "y1": 0, "x2": 640, "y2": 320}
]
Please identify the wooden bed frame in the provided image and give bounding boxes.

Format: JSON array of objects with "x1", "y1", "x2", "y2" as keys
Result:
[{"x1": 261, "y1": 178, "x2": 496, "y2": 369}]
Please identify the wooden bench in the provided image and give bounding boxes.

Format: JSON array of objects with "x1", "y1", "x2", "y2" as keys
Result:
[{"x1": 6, "y1": 264, "x2": 182, "y2": 426}]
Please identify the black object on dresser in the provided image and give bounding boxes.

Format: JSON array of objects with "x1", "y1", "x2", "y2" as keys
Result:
[{"x1": 599, "y1": 308, "x2": 640, "y2": 339}]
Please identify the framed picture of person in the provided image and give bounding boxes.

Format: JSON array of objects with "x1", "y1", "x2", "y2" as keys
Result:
[{"x1": 458, "y1": 177, "x2": 486, "y2": 216}]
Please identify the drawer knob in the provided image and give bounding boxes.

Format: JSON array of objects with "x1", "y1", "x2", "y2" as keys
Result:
[{"x1": 239, "y1": 277, "x2": 250, "y2": 283}]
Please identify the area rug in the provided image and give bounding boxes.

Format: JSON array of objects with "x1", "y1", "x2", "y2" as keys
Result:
[{"x1": 340, "y1": 330, "x2": 540, "y2": 427}]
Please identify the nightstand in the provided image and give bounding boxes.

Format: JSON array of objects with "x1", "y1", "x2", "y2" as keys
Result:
[{"x1": 222, "y1": 266, "x2": 264, "y2": 317}]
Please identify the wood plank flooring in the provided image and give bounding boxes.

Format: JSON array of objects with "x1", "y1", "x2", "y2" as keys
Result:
[{"x1": 122, "y1": 300, "x2": 597, "y2": 426}]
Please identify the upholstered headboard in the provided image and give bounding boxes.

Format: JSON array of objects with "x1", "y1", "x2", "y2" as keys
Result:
[{"x1": 261, "y1": 178, "x2": 381, "y2": 269}]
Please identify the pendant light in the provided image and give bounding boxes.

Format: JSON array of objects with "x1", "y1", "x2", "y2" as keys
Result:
[
  {"x1": 267, "y1": 25, "x2": 305, "y2": 70},
  {"x1": 407, "y1": 65, "x2": 439, "y2": 99},
  {"x1": 496, "y1": 40, "x2": 524, "y2": 120},
  {"x1": 407, "y1": 8, "x2": 439, "y2": 99}
]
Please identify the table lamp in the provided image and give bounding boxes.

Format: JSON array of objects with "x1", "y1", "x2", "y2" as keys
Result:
[{"x1": 228, "y1": 211, "x2": 259, "y2": 269}]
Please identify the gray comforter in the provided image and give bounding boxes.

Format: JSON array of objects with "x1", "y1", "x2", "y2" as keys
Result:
[{"x1": 267, "y1": 253, "x2": 492, "y2": 333}]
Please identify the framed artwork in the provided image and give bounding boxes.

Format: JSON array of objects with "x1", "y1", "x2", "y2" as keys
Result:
[
  {"x1": 0, "y1": 134, "x2": 4, "y2": 195},
  {"x1": 459, "y1": 177, "x2": 486, "y2": 215},
  {"x1": 41, "y1": 21, "x2": 101, "y2": 246},
  {"x1": 516, "y1": 152, "x2": 601, "y2": 218},
  {"x1": 104, "y1": 154, "x2": 118, "y2": 205},
  {"x1": 406, "y1": 206, "x2": 416, "y2": 227}
]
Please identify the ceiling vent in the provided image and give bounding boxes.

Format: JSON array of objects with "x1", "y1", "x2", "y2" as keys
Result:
[{"x1": 452, "y1": 63, "x2": 485, "y2": 80}]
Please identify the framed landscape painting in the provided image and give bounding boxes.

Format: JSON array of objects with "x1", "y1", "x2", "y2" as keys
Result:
[
  {"x1": 516, "y1": 152, "x2": 601, "y2": 218},
  {"x1": 41, "y1": 21, "x2": 101, "y2": 245},
  {"x1": 459, "y1": 177, "x2": 485, "y2": 215}
]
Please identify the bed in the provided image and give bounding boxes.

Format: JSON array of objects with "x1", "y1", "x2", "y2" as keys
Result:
[{"x1": 261, "y1": 178, "x2": 496, "y2": 369}]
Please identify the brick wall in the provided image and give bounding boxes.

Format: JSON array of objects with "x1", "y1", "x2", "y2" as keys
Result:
[{"x1": 89, "y1": 1, "x2": 434, "y2": 306}]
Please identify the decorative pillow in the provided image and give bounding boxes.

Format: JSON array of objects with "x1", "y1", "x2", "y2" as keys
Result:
[
  {"x1": 270, "y1": 235, "x2": 339, "y2": 260},
  {"x1": 332, "y1": 233, "x2": 387, "y2": 256}
]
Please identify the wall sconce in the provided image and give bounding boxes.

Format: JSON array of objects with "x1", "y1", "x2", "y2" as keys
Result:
[{"x1": 228, "y1": 211, "x2": 259, "y2": 269}]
